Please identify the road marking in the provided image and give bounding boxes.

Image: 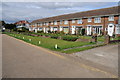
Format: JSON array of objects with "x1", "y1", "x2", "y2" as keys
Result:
[{"x1": 5, "y1": 34, "x2": 118, "y2": 78}]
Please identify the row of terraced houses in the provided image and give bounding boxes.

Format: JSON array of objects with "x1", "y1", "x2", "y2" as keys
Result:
[{"x1": 18, "y1": 6, "x2": 120, "y2": 36}]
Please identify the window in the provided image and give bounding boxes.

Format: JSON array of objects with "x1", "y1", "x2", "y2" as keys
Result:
[
  {"x1": 54, "y1": 21, "x2": 57, "y2": 25},
  {"x1": 60, "y1": 20, "x2": 62, "y2": 24},
  {"x1": 35, "y1": 23, "x2": 37, "y2": 26},
  {"x1": 116, "y1": 25, "x2": 120, "y2": 34},
  {"x1": 72, "y1": 19, "x2": 75, "y2": 23},
  {"x1": 37, "y1": 23, "x2": 40, "y2": 26},
  {"x1": 64, "y1": 20, "x2": 68, "y2": 24},
  {"x1": 88, "y1": 18, "x2": 92, "y2": 22},
  {"x1": 77, "y1": 19, "x2": 82, "y2": 24},
  {"x1": 40, "y1": 23, "x2": 42, "y2": 26},
  {"x1": 94, "y1": 17, "x2": 101, "y2": 23},
  {"x1": 51, "y1": 22, "x2": 53, "y2": 25},
  {"x1": 46, "y1": 22, "x2": 49, "y2": 26},
  {"x1": 43, "y1": 22, "x2": 46, "y2": 25},
  {"x1": 108, "y1": 16, "x2": 114, "y2": 21}
]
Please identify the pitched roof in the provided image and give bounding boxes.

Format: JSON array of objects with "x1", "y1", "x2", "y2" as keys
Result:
[
  {"x1": 31, "y1": 6, "x2": 119, "y2": 24},
  {"x1": 14, "y1": 20, "x2": 29, "y2": 24}
]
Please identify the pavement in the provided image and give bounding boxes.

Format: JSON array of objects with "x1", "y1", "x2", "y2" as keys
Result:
[
  {"x1": 71, "y1": 44, "x2": 118, "y2": 76},
  {"x1": 2, "y1": 34, "x2": 118, "y2": 78}
]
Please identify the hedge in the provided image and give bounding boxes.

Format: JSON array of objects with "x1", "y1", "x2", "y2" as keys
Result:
[
  {"x1": 62, "y1": 35, "x2": 79, "y2": 41},
  {"x1": 50, "y1": 34, "x2": 59, "y2": 39}
]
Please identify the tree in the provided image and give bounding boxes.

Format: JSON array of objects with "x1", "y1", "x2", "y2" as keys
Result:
[
  {"x1": 0, "y1": 21, "x2": 6, "y2": 29},
  {"x1": 4, "y1": 23, "x2": 16, "y2": 30}
]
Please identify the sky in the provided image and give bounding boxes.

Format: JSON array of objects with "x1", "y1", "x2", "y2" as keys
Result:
[{"x1": 1, "y1": 1, "x2": 119, "y2": 23}]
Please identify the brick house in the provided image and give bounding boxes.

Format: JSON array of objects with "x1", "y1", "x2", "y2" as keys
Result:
[
  {"x1": 15, "y1": 20, "x2": 30, "y2": 30},
  {"x1": 30, "y1": 6, "x2": 120, "y2": 36}
]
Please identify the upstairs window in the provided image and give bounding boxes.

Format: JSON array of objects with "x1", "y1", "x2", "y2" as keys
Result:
[
  {"x1": 64, "y1": 20, "x2": 68, "y2": 24},
  {"x1": 108, "y1": 16, "x2": 114, "y2": 21},
  {"x1": 54, "y1": 21, "x2": 57, "y2": 25},
  {"x1": 72, "y1": 19, "x2": 75, "y2": 23},
  {"x1": 46, "y1": 22, "x2": 49, "y2": 26},
  {"x1": 77, "y1": 19, "x2": 82, "y2": 24},
  {"x1": 37, "y1": 23, "x2": 39, "y2": 26},
  {"x1": 60, "y1": 20, "x2": 62, "y2": 24},
  {"x1": 94, "y1": 17, "x2": 101, "y2": 23},
  {"x1": 43, "y1": 22, "x2": 46, "y2": 25},
  {"x1": 116, "y1": 25, "x2": 120, "y2": 34},
  {"x1": 40, "y1": 23, "x2": 42, "y2": 26},
  {"x1": 51, "y1": 22, "x2": 53, "y2": 25},
  {"x1": 88, "y1": 18, "x2": 92, "y2": 22},
  {"x1": 35, "y1": 24, "x2": 37, "y2": 26}
]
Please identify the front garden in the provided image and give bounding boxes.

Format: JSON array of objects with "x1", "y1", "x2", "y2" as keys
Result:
[{"x1": 3, "y1": 30, "x2": 120, "y2": 54}]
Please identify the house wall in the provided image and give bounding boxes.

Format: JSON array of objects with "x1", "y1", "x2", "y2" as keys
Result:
[{"x1": 30, "y1": 15, "x2": 119, "y2": 36}]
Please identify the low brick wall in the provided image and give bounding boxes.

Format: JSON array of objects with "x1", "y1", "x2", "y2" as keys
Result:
[{"x1": 75, "y1": 38, "x2": 95, "y2": 42}]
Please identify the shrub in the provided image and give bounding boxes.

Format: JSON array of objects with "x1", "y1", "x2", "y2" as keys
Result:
[
  {"x1": 44, "y1": 33, "x2": 50, "y2": 37},
  {"x1": 48, "y1": 30, "x2": 51, "y2": 33},
  {"x1": 51, "y1": 34, "x2": 59, "y2": 39},
  {"x1": 81, "y1": 28, "x2": 85, "y2": 35},
  {"x1": 62, "y1": 35, "x2": 79, "y2": 41},
  {"x1": 37, "y1": 30, "x2": 43, "y2": 33}
]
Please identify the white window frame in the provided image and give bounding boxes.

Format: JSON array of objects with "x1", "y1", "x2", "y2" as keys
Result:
[
  {"x1": 35, "y1": 23, "x2": 37, "y2": 26},
  {"x1": 40, "y1": 23, "x2": 42, "y2": 26},
  {"x1": 54, "y1": 21, "x2": 57, "y2": 25},
  {"x1": 72, "y1": 19, "x2": 75, "y2": 23},
  {"x1": 116, "y1": 25, "x2": 120, "y2": 34},
  {"x1": 64, "y1": 20, "x2": 68, "y2": 24},
  {"x1": 60, "y1": 20, "x2": 62, "y2": 24},
  {"x1": 46, "y1": 22, "x2": 49, "y2": 26},
  {"x1": 77, "y1": 19, "x2": 82, "y2": 24},
  {"x1": 43, "y1": 22, "x2": 46, "y2": 25},
  {"x1": 51, "y1": 22, "x2": 53, "y2": 25},
  {"x1": 88, "y1": 18, "x2": 92, "y2": 22},
  {"x1": 108, "y1": 16, "x2": 114, "y2": 21},
  {"x1": 94, "y1": 17, "x2": 101, "y2": 23}
]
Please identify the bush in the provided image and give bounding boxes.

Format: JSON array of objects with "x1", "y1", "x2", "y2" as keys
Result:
[
  {"x1": 81, "y1": 28, "x2": 85, "y2": 35},
  {"x1": 37, "y1": 30, "x2": 43, "y2": 33},
  {"x1": 44, "y1": 33, "x2": 50, "y2": 37},
  {"x1": 62, "y1": 35, "x2": 79, "y2": 41},
  {"x1": 51, "y1": 34, "x2": 59, "y2": 39}
]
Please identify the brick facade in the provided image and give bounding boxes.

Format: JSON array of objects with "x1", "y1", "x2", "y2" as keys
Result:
[{"x1": 30, "y1": 6, "x2": 120, "y2": 36}]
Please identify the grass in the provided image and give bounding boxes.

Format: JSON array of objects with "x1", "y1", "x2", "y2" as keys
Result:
[
  {"x1": 6, "y1": 32, "x2": 94, "y2": 51},
  {"x1": 3, "y1": 31, "x2": 119, "y2": 54}
]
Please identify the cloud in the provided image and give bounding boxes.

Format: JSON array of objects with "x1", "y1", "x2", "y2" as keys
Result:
[{"x1": 1, "y1": 2, "x2": 118, "y2": 23}]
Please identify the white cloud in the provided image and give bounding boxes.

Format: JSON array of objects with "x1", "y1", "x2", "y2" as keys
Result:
[{"x1": 1, "y1": 2, "x2": 118, "y2": 23}]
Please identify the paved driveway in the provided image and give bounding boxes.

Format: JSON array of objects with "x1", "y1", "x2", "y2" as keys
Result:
[{"x1": 72, "y1": 44, "x2": 118, "y2": 76}]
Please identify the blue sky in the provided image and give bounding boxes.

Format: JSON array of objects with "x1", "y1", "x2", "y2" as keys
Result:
[{"x1": 1, "y1": 2, "x2": 118, "y2": 23}]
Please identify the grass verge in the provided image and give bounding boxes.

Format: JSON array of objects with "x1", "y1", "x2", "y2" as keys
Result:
[{"x1": 5, "y1": 32, "x2": 95, "y2": 52}]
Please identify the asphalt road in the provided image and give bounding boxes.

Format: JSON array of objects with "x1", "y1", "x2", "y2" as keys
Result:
[{"x1": 2, "y1": 34, "x2": 117, "y2": 78}]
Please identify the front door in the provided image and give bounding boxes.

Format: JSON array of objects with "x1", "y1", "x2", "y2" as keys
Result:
[
  {"x1": 87, "y1": 26, "x2": 92, "y2": 35},
  {"x1": 93, "y1": 26, "x2": 102, "y2": 35},
  {"x1": 108, "y1": 24, "x2": 114, "y2": 36}
]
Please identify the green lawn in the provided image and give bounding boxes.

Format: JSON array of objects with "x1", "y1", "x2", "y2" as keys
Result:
[{"x1": 7, "y1": 33, "x2": 94, "y2": 51}]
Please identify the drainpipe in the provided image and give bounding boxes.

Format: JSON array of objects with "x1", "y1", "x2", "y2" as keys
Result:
[
  {"x1": 103, "y1": 16, "x2": 106, "y2": 36},
  {"x1": 68, "y1": 20, "x2": 71, "y2": 34}
]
